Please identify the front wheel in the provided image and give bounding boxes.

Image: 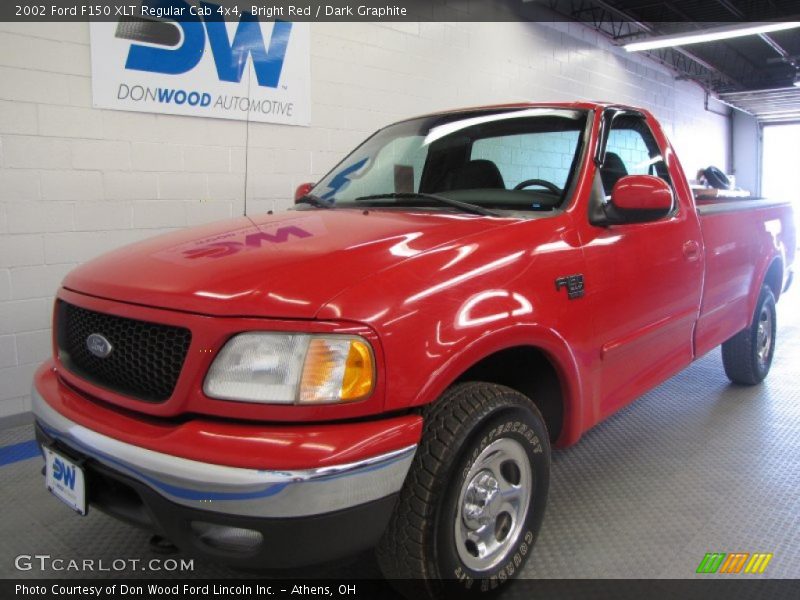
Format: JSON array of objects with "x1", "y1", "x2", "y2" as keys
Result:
[
  {"x1": 376, "y1": 382, "x2": 551, "y2": 598},
  {"x1": 722, "y1": 285, "x2": 777, "y2": 385}
]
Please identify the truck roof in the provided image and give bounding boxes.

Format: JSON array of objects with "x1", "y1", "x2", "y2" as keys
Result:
[{"x1": 393, "y1": 101, "x2": 652, "y2": 126}]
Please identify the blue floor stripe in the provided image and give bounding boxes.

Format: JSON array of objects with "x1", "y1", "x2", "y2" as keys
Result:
[{"x1": 0, "y1": 440, "x2": 40, "y2": 467}]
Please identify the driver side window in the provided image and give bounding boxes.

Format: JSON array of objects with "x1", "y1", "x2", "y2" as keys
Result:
[
  {"x1": 602, "y1": 116, "x2": 670, "y2": 196},
  {"x1": 471, "y1": 131, "x2": 579, "y2": 190}
]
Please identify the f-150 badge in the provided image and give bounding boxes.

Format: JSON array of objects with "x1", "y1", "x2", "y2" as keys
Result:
[{"x1": 555, "y1": 274, "x2": 585, "y2": 299}]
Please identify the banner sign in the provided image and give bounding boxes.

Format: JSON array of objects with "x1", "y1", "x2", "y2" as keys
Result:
[{"x1": 89, "y1": 5, "x2": 310, "y2": 125}]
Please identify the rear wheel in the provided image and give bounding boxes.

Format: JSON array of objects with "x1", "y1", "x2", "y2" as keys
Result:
[
  {"x1": 376, "y1": 382, "x2": 550, "y2": 598},
  {"x1": 722, "y1": 285, "x2": 777, "y2": 385}
]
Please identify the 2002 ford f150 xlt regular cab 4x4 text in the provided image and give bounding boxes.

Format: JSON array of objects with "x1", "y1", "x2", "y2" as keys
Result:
[{"x1": 32, "y1": 103, "x2": 795, "y2": 597}]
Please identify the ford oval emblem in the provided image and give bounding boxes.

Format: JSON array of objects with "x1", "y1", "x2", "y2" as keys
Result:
[{"x1": 86, "y1": 333, "x2": 113, "y2": 358}]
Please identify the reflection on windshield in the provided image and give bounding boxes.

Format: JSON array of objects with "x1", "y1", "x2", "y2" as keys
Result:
[
  {"x1": 319, "y1": 157, "x2": 369, "y2": 201},
  {"x1": 310, "y1": 108, "x2": 587, "y2": 214}
]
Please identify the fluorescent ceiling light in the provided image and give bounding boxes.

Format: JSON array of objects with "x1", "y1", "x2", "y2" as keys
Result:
[{"x1": 624, "y1": 22, "x2": 800, "y2": 52}]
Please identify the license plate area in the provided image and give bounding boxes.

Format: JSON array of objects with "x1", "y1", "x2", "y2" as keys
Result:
[{"x1": 44, "y1": 445, "x2": 87, "y2": 516}]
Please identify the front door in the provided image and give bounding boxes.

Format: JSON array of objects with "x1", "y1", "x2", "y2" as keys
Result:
[{"x1": 579, "y1": 113, "x2": 704, "y2": 419}]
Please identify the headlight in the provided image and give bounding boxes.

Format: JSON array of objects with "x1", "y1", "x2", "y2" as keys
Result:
[{"x1": 203, "y1": 333, "x2": 375, "y2": 405}]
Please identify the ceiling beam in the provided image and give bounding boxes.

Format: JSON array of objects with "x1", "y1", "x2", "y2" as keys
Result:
[
  {"x1": 711, "y1": 0, "x2": 796, "y2": 68},
  {"x1": 544, "y1": 0, "x2": 743, "y2": 90}
]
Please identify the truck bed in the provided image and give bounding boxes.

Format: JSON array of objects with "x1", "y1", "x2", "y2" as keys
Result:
[
  {"x1": 695, "y1": 196, "x2": 792, "y2": 215},
  {"x1": 694, "y1": 198, "x2": 795, "y2": 358}
]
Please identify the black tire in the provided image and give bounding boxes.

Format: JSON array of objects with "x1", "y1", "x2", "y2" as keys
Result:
[
  {"x1": 722, "y1": 285, "x2": 777, "y2": 385},
  {"x1": 376, "y1": 382, "x2": 550, "y2": 599},
  {"x1": 704, "y1": 165, "x2": 731, "y2": 190}
]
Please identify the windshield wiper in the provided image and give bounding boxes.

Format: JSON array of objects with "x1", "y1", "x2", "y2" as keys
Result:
[
  {"x1": 354, "y1": 192, "x2": 499, "y2": 217},
  {"x1": 295, "y1": 194, "x2": 334, "y2": 209}
]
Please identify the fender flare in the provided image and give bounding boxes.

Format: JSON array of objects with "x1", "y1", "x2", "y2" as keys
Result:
[
  {"x1": 410, "y1": 323, "x2": 586, "y2": 447},
  {"x1": 747, "y1": 254, "x2": 784, "y2": 323}
]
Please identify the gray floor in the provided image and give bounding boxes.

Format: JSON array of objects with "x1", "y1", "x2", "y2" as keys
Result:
[{"x1": 1, "y1": 287, "x2": 798, "y2": 580}]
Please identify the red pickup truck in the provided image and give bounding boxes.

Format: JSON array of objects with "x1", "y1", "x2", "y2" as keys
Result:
[{"x1": 33, "y1": 103, "x2": 794, "y2": 595}]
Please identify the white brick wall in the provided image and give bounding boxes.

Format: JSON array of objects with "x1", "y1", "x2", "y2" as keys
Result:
[
  {"x1": 0, "y1": 20, "x2": 730, "y2": 419},
  {"x1": 472, "y1": 130, "x2": 581, "y2": 190}
]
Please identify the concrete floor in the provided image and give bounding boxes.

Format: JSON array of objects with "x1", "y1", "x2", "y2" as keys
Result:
[{"x1": 1, "y1": 287, "x2": 798, "y2": 581}]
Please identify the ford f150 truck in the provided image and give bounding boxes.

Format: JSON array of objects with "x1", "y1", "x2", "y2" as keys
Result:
[{"x1": 33, "y1": 103, "x2": 795, "y2": 596}]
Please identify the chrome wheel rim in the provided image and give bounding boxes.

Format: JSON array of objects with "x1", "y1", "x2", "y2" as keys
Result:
[
  {"x1": 454, "y1": 438, "x2": 532, "y2": 572},
  {"x1": 756, "y1": 306, "x2": 773, "y2": 370}
]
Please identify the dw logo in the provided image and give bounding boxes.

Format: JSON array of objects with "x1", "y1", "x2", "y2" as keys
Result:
[
  {"x1": 52, "y1": 457, "x2": 77, "y2": 491},
  {"x1": 119, "y1": 0, "x2": 291, "y2": 88},
  {"x1": 182, "y1": 226, "x2": 313, "y2": 259}
]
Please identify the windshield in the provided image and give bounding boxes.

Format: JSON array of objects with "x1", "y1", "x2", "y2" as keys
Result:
[{"x1": 308, "y1": 108, "x2": 588, "y2": 214}]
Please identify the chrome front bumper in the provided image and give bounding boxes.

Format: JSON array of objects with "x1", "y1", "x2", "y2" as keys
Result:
[{"x1": 32, "y1": 387, "x2": 416, "y2": 519}]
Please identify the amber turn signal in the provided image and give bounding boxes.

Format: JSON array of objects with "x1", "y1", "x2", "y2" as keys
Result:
[{"x1": 298, "y1": 337, "x2": 374, "y2": 404}]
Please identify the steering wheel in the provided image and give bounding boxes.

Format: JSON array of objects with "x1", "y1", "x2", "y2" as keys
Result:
[{"x1": 514, "y1": 179, "x2": 562, "y2": 194}]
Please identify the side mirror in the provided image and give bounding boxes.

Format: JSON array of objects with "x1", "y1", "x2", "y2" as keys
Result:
[
  {"x1": 605, "y1": 175, "x2": 674, "y2": 224},
  {"x1": 294, "y1": 182, "x2": 315, "y2": 203}
]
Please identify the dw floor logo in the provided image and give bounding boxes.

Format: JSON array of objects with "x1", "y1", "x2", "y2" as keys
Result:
[{"x1": 696, "y1": 552, "x2": 773, "y2": 574}]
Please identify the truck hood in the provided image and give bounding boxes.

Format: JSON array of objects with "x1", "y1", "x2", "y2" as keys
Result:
[{"x1": 63, "y1": 209, "x2": 512, "y2": 318}]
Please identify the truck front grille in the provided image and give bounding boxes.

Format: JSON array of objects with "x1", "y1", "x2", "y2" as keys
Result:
[{"x1": 56, "y1": 300, "x2": 192, "y2": 402}]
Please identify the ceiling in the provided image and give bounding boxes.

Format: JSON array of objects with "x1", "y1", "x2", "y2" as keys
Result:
[
  {"x1": 718, "y1": 86, "x2": 800, "y2": 122},
  {"x1": 537, "y1": 0, "x2": 800, "y2": 122}
]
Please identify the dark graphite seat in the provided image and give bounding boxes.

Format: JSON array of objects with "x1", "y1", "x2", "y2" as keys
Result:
[
  {"x1": 600, "y1": 152, "x2": 628, "y2": 193},
  {"x1": 450, "y1": 159, "x2": 506, "y2": 190}
]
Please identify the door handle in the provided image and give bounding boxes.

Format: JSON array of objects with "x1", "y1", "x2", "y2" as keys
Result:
[{"x1": 683, "y1": 240, "x2": 701, "y2": 261}]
